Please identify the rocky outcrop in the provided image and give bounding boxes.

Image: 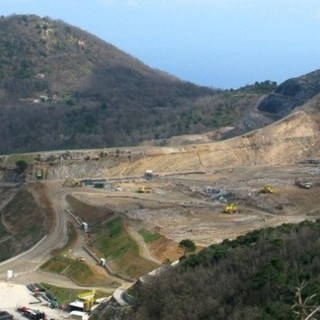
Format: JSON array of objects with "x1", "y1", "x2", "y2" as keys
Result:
[{"x1": 258, "y1": 69, "x2": 320, "y2": 115}]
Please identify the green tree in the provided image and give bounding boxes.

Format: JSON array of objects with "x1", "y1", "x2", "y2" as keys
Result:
[
  {"x1": 179, "y1": 239, "x2": 196, "y2": 256},
  {"x1": 15, "y1": 160, "x2": 28, "y2": 174}
]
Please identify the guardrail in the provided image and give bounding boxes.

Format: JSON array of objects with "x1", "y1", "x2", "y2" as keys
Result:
[{"x1": 82, "y1": 245, "x2": 134, "y2": 283}]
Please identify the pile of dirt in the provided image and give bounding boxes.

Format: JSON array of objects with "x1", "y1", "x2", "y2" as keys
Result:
[{"x1": 149, "y1": 236, "x2": 181, "y2": 262}]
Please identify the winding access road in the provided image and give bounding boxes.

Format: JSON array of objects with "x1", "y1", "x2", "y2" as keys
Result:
[{"x1": 0, "y1": 184, "x2": 69, "y2": 280}]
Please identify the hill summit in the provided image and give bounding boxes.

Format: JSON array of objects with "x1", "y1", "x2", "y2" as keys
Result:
[
  {"x1": 0, "y1": 14, "x2": 216, "y2": 153},
  {"x1": 0, "y1": 14, "x2": 211, "y2": 101},
  {"x1": 1, "y1": 14, "x2": 319, "y2": 155}
]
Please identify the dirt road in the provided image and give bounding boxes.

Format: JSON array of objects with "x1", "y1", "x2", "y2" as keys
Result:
[{"x1": 0, "y1": 184, "x2": 68, "y2": 281}]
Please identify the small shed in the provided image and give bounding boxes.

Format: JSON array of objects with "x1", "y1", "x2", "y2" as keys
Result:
[
  {"x1": 69, "y1": 300, "x2": 84, "y2": 312},
  {"x1": 70, "y1": 310, "x2": 88, "y2": 320}
]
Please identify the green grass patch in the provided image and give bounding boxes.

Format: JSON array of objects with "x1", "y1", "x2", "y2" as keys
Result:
[
  {"x1": 40, "y1": 256, "x2": 72, "y2": 274},
  {"x1": 67, "y1": 260, "x2": 94, "y2": 283},
  {"x1": 93, "y1": 216, "x2": 159, "y2": 279},
  {"x1": 106, "y1": 216, "x2": 122, "y2": 238},
  {"x1": 40, "y1": 255, "x2": 116, "y2": 287},
  {"x1": 40, "y1": 283, "x2": 110, "y2": 307},
  {"x1": 41, "y1": 256, "x2": 92, "y2": 282},
  {"x1": 95, "y1": 217, "x2": 138, "y2": 258},
  {"x1": 138, "y1": 228, "x2": 161, "y2": 243},
  {"x1": 5, "y1": 153, "x2": 36, "y2": 166},
  {"x1": 40, "y1": 222, "x2": 120, "y2": 287},
  {"x1": 41, "y1": 256, "x2": 95, "y2": 285},
  {"x1": 109, "y1": 252, "x2": 158, "y2": 280}
]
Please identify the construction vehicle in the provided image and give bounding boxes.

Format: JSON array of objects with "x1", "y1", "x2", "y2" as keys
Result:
[
  {"x1": 145, "y1": 170, "x2": 153, "y2": 180},
  {"x1": 76, "y1": 256, "x2": 85, "y2": 263},
  {"x1": 77, "y1": 290, "x2": 96, "y2": 312},
  {"x1": 223, "y1": 203, "x2": 238, "y2": 214},
  {"x1": 259, "y1": 184, "x2": 274, "y2": 194},
  {"x1": 137, "y1": 186, "x2": 151, "y2": 193},
  {"x1": 295, "y1": 178, "x2": 313, "y2": 189},
  {"x1": 35, "y1": 167, "x2": 48, "y2": 180},
  {"x1": 63, "y1": 178, "x2": 82, "y2": 187}
]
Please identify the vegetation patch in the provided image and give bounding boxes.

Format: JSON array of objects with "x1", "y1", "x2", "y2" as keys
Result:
[
  {"x1": 129, "y1": 220, "x2": 320, "y2": 320},
  {"x1": 94, "y1": 217, "x2": 137, "y2": 258},
  {"x1": 40, "y1": 255, "x2": 110, "y2": 286},
  {"x1": 93, "y1": 217, "x2": 158, "y2": 279},
  {"x1": 109, "y1": 252, "x2": 158, "y2": 280},
  {"x1": 0, "y1": 16, "x2": 280, "y2": 155},
  {"x1": 0, "y1": 189, "x2": 49, "y2": 262},
  {"x1": 66, "y1": 195, "x2": 114, "y2": 225},
  {"x1": 40, "y1": 283, "x2": 110, "y2": 307},
  {"x1": 5, "y1": 153, "x2": 36, "y2": 166},
  {"x1": 138, "y1": 228, "x2": 161, "y2": 244},
  {"x1": 40, "y1": 256, "x2": 72, "y2": 274},
  {"x1": 40, "y1": 220, "x2": 118, "y2": 287},
  {"x1": 66, "y1": 260, "x2": 95, "y2": 284}
]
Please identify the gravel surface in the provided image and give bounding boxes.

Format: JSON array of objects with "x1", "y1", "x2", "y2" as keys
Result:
[{"x1": 0, "y1": 281, "x2": 69, "y2": 319}]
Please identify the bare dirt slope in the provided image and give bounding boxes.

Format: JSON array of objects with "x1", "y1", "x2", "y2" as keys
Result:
[
  {"x1": 24, "y1": 106, "x2": 319, "y2": 181},
  {"x1": 49, "y1": 104, "x2": 319, "y2": 263},
  {"x1": 1, "y1": 103, "x2": 320, "y2": 282}
]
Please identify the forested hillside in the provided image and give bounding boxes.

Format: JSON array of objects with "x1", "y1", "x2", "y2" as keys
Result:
[
  {"x1": 126, "y1": 220, "x2": 320, "y2": 320},
  {"x1": 0, "y1": 14, "x2": 275, "y2": 154},
  {"x1": 3, "y1": 14, "x2": 317, "y2": 154}
]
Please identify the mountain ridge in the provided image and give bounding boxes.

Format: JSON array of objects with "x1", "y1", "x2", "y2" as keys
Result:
[{"x1": 0, "y1": 14, "x2": 319, "y2": 155}]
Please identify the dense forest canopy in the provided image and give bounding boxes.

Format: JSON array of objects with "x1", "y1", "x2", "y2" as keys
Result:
[{"x1": 125, "y1": 220, "x2": 320, "y2": 320}]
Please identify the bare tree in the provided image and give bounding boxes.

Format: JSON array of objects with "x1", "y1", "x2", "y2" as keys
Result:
[{"x1": 292, "y1": 281, "x2": 320, "y2": 320}]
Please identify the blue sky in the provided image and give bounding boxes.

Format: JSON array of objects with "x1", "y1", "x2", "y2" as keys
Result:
[{"x1": 2, "y1": 0, "x2": 320, "y2": 89}]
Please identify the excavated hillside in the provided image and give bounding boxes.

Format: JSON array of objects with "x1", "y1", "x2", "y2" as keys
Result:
[
  {"x1": 0, "y1": 95, "x2": 319, "y2": 287},
  {"x1": 3, "y1": 97, "x2": 317, "y2": 181}
]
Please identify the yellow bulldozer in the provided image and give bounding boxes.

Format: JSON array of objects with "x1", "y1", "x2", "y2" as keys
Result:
[
  {"x1": 223, "y1": 203, "x2": 238, "y2": 214},
  {"x1": 259, "y1": 184, "x2": 274, "y2": 194},
  {"x1": 137, "y1": 186, "x2": 151, "y2": 193}
]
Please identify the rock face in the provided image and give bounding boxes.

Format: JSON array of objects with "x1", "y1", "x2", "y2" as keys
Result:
[{"x1": 258, "y1": 70, "x2": 320, "y2": 116}]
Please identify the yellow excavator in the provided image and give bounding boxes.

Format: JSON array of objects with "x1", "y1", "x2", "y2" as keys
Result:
[
  {"x1": 223, "y1": 203, "x2": 238, "y2": 214},
  {"x1": 259, "y1": 184, "x2": 274, "y2": 194}
]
